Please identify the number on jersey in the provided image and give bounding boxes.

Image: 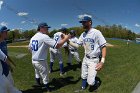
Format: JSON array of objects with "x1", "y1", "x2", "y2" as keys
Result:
[
  {"x1": 32, "y1": 40, "x2": 38, "y2": 51},
  {"x1": 54, "y1": 36, "x2": 59, "y2": 42},
  {"x1": 91, "y1": 45, "x2": 94, "y2": 50}
]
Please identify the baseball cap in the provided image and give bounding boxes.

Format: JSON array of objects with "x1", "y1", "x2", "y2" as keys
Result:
[
  {"x1": 79, "y1": 16, "x2": 92, "y2": 23},
  {"x1": 60, "y1": 27, "x2": 67, "y2": 31},
  {"x1": 70, "y1": 30, "x2": 76, "y2": 36},
  {"x1": 37, "y1": 22, "x2": 51, "y2": 30},
  {"x1": 60, "y1": 27, "x2": 67, "y2": 32},
  {"x1": 0, "y1": 26, "x2": 10, "y2": 33}
]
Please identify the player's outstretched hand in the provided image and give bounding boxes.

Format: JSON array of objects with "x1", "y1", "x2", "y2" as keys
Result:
[
  {"x1": 95, "y1": 62, "x2": 104, "y2": 71},
  {"x1": 61, "y1": 34, "x2": 71, "y2": 40},
  {"x1": 67, "y1": 34, "x2": 71, "y2": 39},
  {"x1": 61, "y1": 34, "x2": 65, "y2": 39}
]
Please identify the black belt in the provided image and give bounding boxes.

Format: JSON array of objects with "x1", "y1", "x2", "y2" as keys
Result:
[
  {"x1": 70, "y1": 49, "x2": 77, "y2": 52},
  {"x1": 86, "y1": 54, "x2": 97, "y2": 59}
]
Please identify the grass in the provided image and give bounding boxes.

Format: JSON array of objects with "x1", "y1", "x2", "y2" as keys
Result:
[{"x1": 7, "y1": 40, "x2": 140, "y2": 93}]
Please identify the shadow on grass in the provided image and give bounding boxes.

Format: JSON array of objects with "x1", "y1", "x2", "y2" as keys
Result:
[
  {"x1": 22, "y1": 86, "x2": 43, "y2": 93},
  {"x1": 22, "y1": 76, "x2": 81, "y2": 93},
  {"x1": 48, "y1": 63, "x2": 81, "y2": 73},
  {"x1": 64, "y1": 63, "x2": 81, "y2": 72},
  {"x1": 49, "y1": 76, "x2": 81, "y2": 91}
]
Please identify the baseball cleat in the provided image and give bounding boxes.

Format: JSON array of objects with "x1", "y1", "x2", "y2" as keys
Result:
[
  {"x1": 60, "y1": 72, "x2": 67, "y2": 76},
  {"x1": 74, "y1": 87, "x2": 86, "y2": 93},
  {"x1": 88, "y1": 80, "x2": 101, "y2": 92}
]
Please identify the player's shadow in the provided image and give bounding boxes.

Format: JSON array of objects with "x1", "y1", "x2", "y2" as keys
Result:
[
  {"x1": 47, "y1": 76, "x2": 81, "y2": 92},
  {"x1": 48, "y1": 63, "x2": 81, "y2": 73},
  {"x1": 22, "y1": 76, "x2": 81, "y2": 93},
  {"x1": 22, "y1": 86, "x2": 44, "y2": 93},
  {"x1": 22, "y1": 77, "x2": 101, "y2": 93},
  {"x1": 64, "y1": 63, "x2": 81, "y2": 72}
]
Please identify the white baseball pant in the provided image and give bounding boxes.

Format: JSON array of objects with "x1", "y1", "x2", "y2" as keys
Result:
[
  {"x1": 32, "y1": 60, "x2": 49, "y2": 84},
  {"x1": 68, "y1": 50, "x2": 81, "y2": 64},
  {"x1": 50, "y1": 49, "x2": 63, "y2": 64},
  {"x1": 81, "y1": 56, "x2": 99, "y2": 85}
]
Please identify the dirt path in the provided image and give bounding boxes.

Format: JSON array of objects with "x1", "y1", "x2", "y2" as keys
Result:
[
  {"x1": 8, "y1": 45, "x2": 28, "y2": 48},
  {"x1": 8, "y1": 43, "x2": 114, "y2": 48},
  {"x1": 106, "y1": 43, "x2": 114, "y2": 47}
]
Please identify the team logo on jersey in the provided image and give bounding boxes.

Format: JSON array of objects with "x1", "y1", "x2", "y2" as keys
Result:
[
  {"x1": 83, "y1": 38, "x2": 94, "y2": 50},
  {"x1": 83, "y1": 38, "x2": 94, "y2": 43}
]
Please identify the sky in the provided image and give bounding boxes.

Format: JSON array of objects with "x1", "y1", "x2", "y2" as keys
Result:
[{"x1": 0, "y1": 0, "x2": 140, "y2": 33}]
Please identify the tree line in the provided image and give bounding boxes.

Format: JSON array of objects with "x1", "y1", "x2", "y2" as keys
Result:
[{"x1": 7, "y1": 24, "x2": 138, "y2": 42}]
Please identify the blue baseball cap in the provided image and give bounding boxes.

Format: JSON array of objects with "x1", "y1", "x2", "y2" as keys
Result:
[
  {"x1": 0, "y1": 26, "x2": 10, "y2": 33},
  {"x1": 60, "y1": 27, "x2": 67, "y2": 31},
  {"x1": 70, "y1": 30, "x2": 76, "y2": 36},
  {"x1": 37, "y1": 22, "x2": 51, "y2": 30},
  {"x1": 79, "y1": 16, "x2": 92, "y2": 23}
]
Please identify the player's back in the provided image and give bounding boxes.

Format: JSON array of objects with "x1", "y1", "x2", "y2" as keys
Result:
[{"x1": 29, "y1": 32, "x2": 49, "y2": 61}]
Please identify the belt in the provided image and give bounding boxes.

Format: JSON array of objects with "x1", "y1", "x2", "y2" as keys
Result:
[
  {"x1": 70, "y1": 49, "x2": 77, "y2": 52},
  {"x1": 86, "y1": 54, "x2": 97, "y2": 59}
]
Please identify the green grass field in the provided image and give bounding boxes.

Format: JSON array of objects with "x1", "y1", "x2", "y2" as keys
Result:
[{"x1": 8, "y1": 40, "x2": 140, "y2": 93}]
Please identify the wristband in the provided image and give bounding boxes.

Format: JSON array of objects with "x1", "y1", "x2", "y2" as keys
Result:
[{"x1": 101, "y1": 58, "x2": 105, "y2": 63}]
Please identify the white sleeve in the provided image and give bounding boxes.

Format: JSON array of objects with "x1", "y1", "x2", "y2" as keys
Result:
[
  {"x1": 0, "y1": 49, "x2": 7, "y2": 62},
  {"x1": 62, "y1": 42, "x2": 68, "y2": 47},
  {"x1": 43, "y1": 35, "x2": 58, "y2": 48},
  {"x1": 69, "y1": 41, "x2": 79, "y2": 48},
  {"x1": 77, "y1": 34, "x2": 84, "y2": 45},
  {"x1": 96, "y1": 31, "x2": 107, "y2": 47}
]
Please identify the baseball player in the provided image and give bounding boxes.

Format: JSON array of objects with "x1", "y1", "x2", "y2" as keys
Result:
[
  {"x1": 69, "y1": 16, "x2": 107, "y2": 92},
  {"x1": 49, "y1": 27, "x2": 67, "y2": 76},
  {"x1": 67, "y1": 30, "x2": 81, "y2": 66},
  {"x1": 28, "y1": 23, "x2": 70, "y2": 91},
  {"x1": 0, "y1": 27, "x2": 22, "y2": 93},
  {"x1": 127, "y1": 39, "x2": 130, "y2": 46}
]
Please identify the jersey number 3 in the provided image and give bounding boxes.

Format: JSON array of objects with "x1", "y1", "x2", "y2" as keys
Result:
[{"x1": 32, "y1": 40, "x2": 38, "y2": 51}]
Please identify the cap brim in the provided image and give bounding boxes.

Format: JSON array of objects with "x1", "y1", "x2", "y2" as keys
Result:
[
  {"x1": 79, "y1": 20, "x2": 87, "y2": 23},
  {"x1": 6, "y1": 29, "x2": 10, "y2": 31},
  {"x1": 2, "y1": 29, "x2": 10, "y2": 32},
  {"x1": 44, "y1": 26, "x2": 51, "y2": 28}
]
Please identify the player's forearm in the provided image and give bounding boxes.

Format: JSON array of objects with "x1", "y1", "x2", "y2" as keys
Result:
[
  {"x1": 101, "y1": 46, "x2": 106, "y2": 63},
  {"x1": 69, "y1": 41, "x2": 79, "y2": 48},
  {"x1": 102, "y1": 46, "x2": 106, "y2": 58}
]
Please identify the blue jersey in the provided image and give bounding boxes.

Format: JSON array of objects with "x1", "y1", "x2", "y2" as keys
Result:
[
  {"x1": 0, "y1": 40, "x2": 8, "y2": 56},
  {"x1": 0, "y1": 40, "x2": 9, "y2": 77}
]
